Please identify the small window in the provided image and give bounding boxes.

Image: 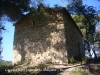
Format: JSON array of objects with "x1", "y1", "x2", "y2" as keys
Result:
[
  {"x1": 32, "y1": 21, "x2": 35, "y2": 25},
  {"x1": 78, "y1": 42, "x2": 81, "y2": 55}
]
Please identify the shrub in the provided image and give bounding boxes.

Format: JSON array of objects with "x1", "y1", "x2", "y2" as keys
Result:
[
  {"x1": 0, "y1": 65, "x2": 14, "y2": 75},
  {"x1": 69, "y1": 55, "x2": 85, "y2": 64},
  {"x1": 72, "y1": 67, "x2": 89, "y2": 75},
  {"x1": 82, "y1": 57, "x2": 88, "y2": 62},
  {"x1": 37, "y1": 63, "x2": 47, "y2": 70},
  {"x1": 16, "y1": 60, "x2": 29, "y2": 65},
  {"x1": 69, "y1": 57, "x2": 77, "y2": 64}
]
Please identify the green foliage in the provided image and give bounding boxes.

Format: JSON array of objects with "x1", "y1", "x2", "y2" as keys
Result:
[
  {"x1": 37, "y1": 63, "x2": 47, "y2": 70},
  {"x1": 0, "y1": 65, "x2": 31, "y2": 75},
  {"x1": 31, "y1": 4, "x2": 48, "y2": 26},
  {"x1": 82, "y1": 57, "x2": 88, "y2": 62},
  {"x1": 17, "y1": 60, "x2": 27, "y2": 65},
  {"x1": 14, "y1": 60, "x2": 30, "y2": 66},
  {"x1": 66, "y1": 0, "x2": 99, "y2": 58},
  {"x1": 66, "y1": 0, "x2": 99, "y2": 35},
  {"x1": 17, "y1": 61, "x2": 23, "y2": 65},
  {"x1": 27, "y1": 66, "x2": 35, "y2": 69},
  {"x1": 69, "y1": 55, "x2": 86, "y2": 64},
  {"x1": 72, "y1": 67, "x2": 88, "y2": 75},
  {"x1": 0, "y1": 60, "x2": 12, "y2": 66},
  {"x1": 81, "y1": 29, "x2": 86, "y2": 35},
  {"x1": 0, "y1": 0, "x2": 31, "y2": 21},
  {"x1": 72, "y1": 15, "x2": 86, "y2": 36},
  {"x1": 30, "y1": 3, "x2": 58, "y2": 28},
  {"x1": 30, "y1": 3, "x2": 61, "y2": 28},
  {"x1": 0, "y1": 65, "x2": 13, "y2": 75},
  {"x1": 0, "y1": 0, "x2": 47, "y2": 22},
  {"x1": 0, "y1": 0, "x2": 45, "y2": 62},
  {"x1": 95, "y1": 30, "x2": 100, "y2": 41},
  {"x1": 69, "y1": 57, "x2": 77, "y2": 64}
]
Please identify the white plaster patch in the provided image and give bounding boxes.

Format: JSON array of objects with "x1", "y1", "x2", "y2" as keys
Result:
[{"x1": 12, "y1": 50, "x2": 21, "y2": 65}]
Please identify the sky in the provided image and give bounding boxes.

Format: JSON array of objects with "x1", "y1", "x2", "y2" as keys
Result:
[{"x1": 1, "y1": 0, "x2": 100, "y2": 61}]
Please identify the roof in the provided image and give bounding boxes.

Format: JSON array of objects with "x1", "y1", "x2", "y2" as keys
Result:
[
  {"x1": 13, "y1": 13, "x2": 31, "y2": 26},
  {"x1": 14, "y1": 7, "x2": 83, "y2": 37}
]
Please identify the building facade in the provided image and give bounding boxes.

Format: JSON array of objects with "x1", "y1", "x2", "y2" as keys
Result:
[{"x1": 12, "y1": 8, "x2": 84, "y2": 65}]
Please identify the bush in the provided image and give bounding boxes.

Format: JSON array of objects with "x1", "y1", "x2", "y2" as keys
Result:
[
  {"x1": 69, "y1": 57, "x2": 77, "y2": 64},
  {"x1": 69, "y1": 55, "x2": 85, "y2": 64},
  {"x1": 0, "y1": 65, "x2": 14, "y2": 75},
  {"x1": 37, "y1": 63, "x2": 47, "y2": 70},
  {"x1": 17, "y1": 60, "x2": 27, "y2": 65},
  {"x1": 0, "y1": 61, "x2": 12, "y2": 66},
  {"x1": 72, "y1": 67, "x2": 89, "y2": 75},
  {"x1": 82, "y1": 57, "x2": 88, "y2": 62}
]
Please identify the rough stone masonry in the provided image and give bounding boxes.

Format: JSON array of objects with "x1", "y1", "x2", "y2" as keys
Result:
[{"x1": 12, "y1": 8, "x2": 85, "y2": 66}]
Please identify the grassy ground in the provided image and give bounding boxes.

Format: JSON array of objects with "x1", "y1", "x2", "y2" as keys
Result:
[
  {"x1": 0, "y1": 59, "x2": 100, "y2": 75},
  {"x1": 0, "y1": 63, "x2": 100, "y2": 75}
]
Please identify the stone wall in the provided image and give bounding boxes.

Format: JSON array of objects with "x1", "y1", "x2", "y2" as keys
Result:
[
  {"x1": 12, "y1": 8, "x2": 84, "y2": 65},
  {"x1": 64, "y1": 15, "x2": 84, "y2": 59}
]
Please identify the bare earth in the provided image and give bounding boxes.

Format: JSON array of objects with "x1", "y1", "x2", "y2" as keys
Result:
[{"x1": 13, "y1": 63, "x2": 100, "y2": 75}]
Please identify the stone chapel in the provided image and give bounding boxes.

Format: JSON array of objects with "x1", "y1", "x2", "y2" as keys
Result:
[{"x1": 12, "y1": 7, "x2": 85, "y2": 65}]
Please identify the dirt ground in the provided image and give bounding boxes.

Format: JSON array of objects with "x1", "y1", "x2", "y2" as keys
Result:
[
  {"x1": 5, "y1": 63, "x2": 100, "y2": 75},
  {"x1": 33, "y1": 63, "x2": 100, "y2": 75}
]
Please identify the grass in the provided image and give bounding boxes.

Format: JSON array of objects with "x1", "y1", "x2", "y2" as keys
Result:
[
  {"x1": 72, "y1": 67, "x2": 89, "y2": 75},
  {"x1": 69, "y1": 56, "x2": 88, "y2": 64},
  {"x1": 0, "y1": 60, "x2": 12, "y2": 66}
]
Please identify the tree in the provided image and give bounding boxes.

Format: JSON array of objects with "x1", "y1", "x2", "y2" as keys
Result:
[
  {"x1": 94, "y1": 26, "x2": 100, "y2": 58},
  {"x1": 0, "y1": 0, "x2": 46, "y2": 60},
  {"x1": 0, "y1": 0, "x2": 31, "y2": 60},
  {"x1": 66, "y1": 0, "x2": 99, "y2": 58},
  {"x1": 0, "y1": 21, "x2": 5, "y2": 61},
  {"x1": 0, "y1": 0, "x2": 31, "y2": 21},
  {"x1": 71, "y1": 15, "x2": 86, "y2": 35}
]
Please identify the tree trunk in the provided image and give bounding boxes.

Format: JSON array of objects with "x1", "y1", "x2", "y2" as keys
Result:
[
  {"x1": 86, "y1": 29, "x2": 92, "y2": 58},
  {"x1": 92, "y1": 44, "x2": 98, "y2": 60}
]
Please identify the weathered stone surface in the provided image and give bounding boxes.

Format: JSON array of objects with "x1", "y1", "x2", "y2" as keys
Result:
[{"x1": 12, "y1": 8, "x2": 84, "y2": 65}]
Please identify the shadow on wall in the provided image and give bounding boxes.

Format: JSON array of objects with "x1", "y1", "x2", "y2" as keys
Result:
[{"x1": 13, "y1": 16, "x2": 68, "y2": 65}]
